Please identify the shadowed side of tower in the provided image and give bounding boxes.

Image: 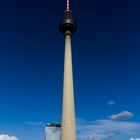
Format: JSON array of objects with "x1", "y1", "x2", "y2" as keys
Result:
[{"x1": 59, "y1": 1, "x2": 77, "y2": 140}]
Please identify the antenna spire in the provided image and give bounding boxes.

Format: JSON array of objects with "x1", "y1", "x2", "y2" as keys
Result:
[{"x1": 67, "y1": 0, "x2": 70, "y2": 11}]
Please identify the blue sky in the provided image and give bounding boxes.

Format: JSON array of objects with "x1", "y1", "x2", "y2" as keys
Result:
[{"x1": 0, "y1": 0, "x2": 140, "y2": 140}]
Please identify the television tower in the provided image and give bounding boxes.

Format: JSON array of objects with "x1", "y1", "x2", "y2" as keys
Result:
[{"x1": 59, "y1": 0, "x2": 77, "y2": 140}]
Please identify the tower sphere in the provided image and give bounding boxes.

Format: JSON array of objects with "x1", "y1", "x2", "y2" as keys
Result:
[{"x1": 59, "y1": 10, "x2": 77, "y2": 35}]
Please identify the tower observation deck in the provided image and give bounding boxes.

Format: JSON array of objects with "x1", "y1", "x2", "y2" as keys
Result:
[{"x1": 59, "y1": 0, "x2": 77, "y2": 35}]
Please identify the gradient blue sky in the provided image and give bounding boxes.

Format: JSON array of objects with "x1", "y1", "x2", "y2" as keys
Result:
[{"x1": 0, "y1": 0, "x2": 140, "y2": 140}]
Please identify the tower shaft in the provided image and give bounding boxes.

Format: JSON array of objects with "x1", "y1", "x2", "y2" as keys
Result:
[{"x1": 61, "y1": 34, "x2": 76, "y2": 140}]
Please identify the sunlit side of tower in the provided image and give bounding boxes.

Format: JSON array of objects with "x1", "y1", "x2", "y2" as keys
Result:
[{"x1": 59, "y1": 0, "x2": 77, "y2": 140}]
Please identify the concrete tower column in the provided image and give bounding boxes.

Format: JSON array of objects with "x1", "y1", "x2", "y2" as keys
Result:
[
  {"x1": 61, "y1": 32, "x2": 76, "y2": 140},
  {"x1": 59, "y1": 0, "x2": 77, "y2": 139}
]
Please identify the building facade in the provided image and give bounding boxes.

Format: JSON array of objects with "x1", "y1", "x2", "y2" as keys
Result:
[{"x1": 45, "y1": 124, "x2": 61, "y2": 140}]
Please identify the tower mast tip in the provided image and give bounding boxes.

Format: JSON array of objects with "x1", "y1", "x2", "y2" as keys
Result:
[{"x1": 67, "y1": 0, "x2": 70, "y2": 11}]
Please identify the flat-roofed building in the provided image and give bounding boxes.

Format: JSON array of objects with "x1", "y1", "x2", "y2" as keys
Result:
[{"x1": 45, "y1": 123, "x2": 61, "y2": 140}]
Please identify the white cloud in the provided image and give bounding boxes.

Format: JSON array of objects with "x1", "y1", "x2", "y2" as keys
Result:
[
  {"x1": 0, "y1": 135, "x2": 18, "y2": 140},
  {"x1": 77, "y1": 119, "x2": 140, "y2": 140},
  {"x1": 107, "y1": 100, "x2": 115, "y2": 106},
  {"x1": 130, "y1": 138, "x2": 140, "y2": 140},
  {"x1": 110, "y1": 111, "x2": 134, "y2": 120}
]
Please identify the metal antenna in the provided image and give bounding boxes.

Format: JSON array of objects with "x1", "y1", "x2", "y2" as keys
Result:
[{"x1": 67, "y1": 0, "x2": 70, "y2": 11}]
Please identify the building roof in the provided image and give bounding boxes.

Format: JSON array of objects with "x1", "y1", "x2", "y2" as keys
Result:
[{"x1": 46, "y1": 123, "x2": 61, "y2": 127}]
